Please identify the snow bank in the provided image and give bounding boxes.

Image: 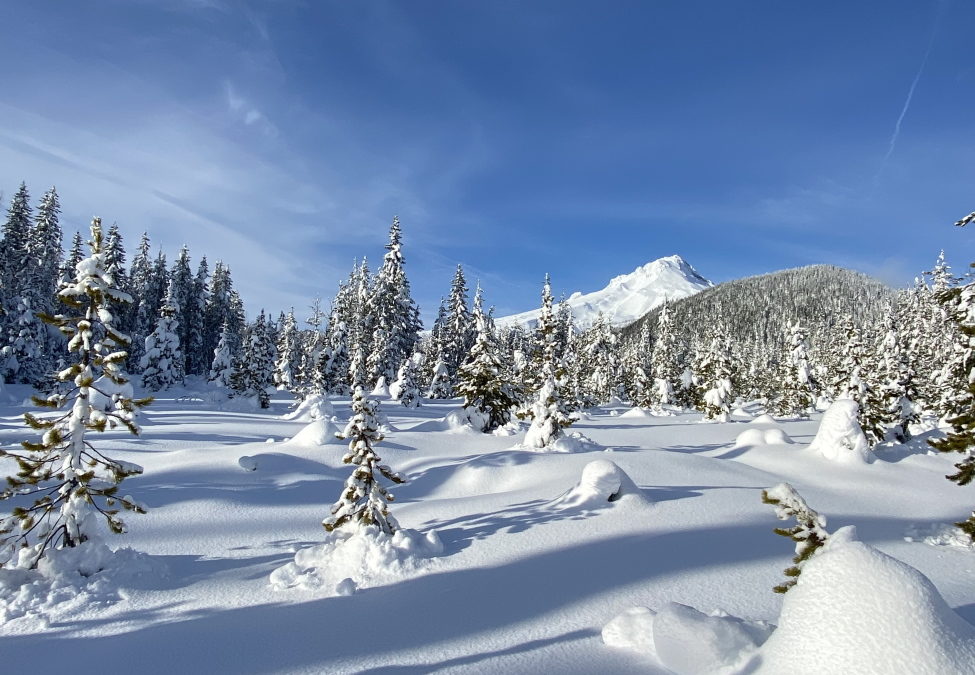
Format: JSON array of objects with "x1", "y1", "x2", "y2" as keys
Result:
[
  {"x1": 807, "y1": 399, "x2": 870, "y2": 463},
  {"x1": 549, "y1": 460, "x2": 646, "y2": 510},
  {"x1": 601, "y1": 602, "x2": 771, "y2": 673},
  {"x1": 734, "y1": 427, "x2": 793, "y2": 448},
  {"x1": 750, "y1": 526, "x2": 975, "y2": 674},
  {"x1": 270, "y1": 525, "x2": 443, "y2": 595},
  {"x1": 620, "y1": 407, "x2": 656, "y2": 419},
  {"x1": 0, "y1": 541, "x2": 164, "y2": 626},
  {"x1": 285, "y1": 418, "x2": 341, "y2": 446},
  {"x1": 282, "y1": 394, "x2": 334, "y2": 422}
]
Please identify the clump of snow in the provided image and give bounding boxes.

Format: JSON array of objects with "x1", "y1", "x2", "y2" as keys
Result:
[
  {"x1": 734, "y1": 427, "x2": 793, "y2": 447},
  {"x1": 749, "y1": 414, "x2": 778, "y2": 425},
  {"x1": 444, "y1": 407, "x2": 488, "y2": 433},
  {"x1": 549, "y1": 460, "x2": 645, "y2": 510},
  {"x1": 371, "y1": 377, "x2": 390, "y2": 397},
  {"x1": 749, "y1": 526, "x2": 975, "y2": 674},
  {"x1": 653, "y1": 602, "x2": 772, "y2": 674},
  {"x1": 265, "y1": 438, "x2": 275, "y2": 444},
  {"x1": 601, "y1": 602, "x2": 772, "y2": 673},
  {"x1": 601, "y1": 606, "x2": 656, "y2": 655},
  {"x1": 89, "y1": 375, "x2": 135, "y2": 412},
  {"x1": 282, "y1": 394, "x2": 334, "y2": 422},
  {"x1": 270, "y1": 525, "x2": 443, "y2": 594},
  {"x1": 286, "y1": 418, "x2": 341, "y2": 446},
  {"x1": 905, "y1": 523, "x2": 975, "y2": 550},
  {"x1": 519, "y1": 430, "x2": 600, "y2": 453},
  {"x1": 0, "y1": 541, "x2": 164, "y2": 626},
  {"x1": 238, "y1": 455, "x2": 258, "y2": 471},
  {"x1": 619, "y1": 407, "x2": 655, "y2": 419},
  {"x1": 807, "y1": 399, "x2": 871, "y2": 463}
]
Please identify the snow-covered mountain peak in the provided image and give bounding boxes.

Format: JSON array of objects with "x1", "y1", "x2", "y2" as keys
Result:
[{"x1": 496, "y1": 254, "x2": 712, "y2": 331}]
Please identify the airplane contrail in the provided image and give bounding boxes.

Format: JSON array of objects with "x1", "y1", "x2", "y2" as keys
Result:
[{"x1": 874, "y1": 1, "x2": 946, "y2": 185}]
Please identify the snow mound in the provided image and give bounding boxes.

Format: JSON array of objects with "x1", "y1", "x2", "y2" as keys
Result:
[
  {"x1": 0, "y1": 541, "x2": 165, "y2": 626},
  {"x1": 654, "y1": 602, "x2": 772, "y2": 674},
  {"x1": 444, "y1": 407, "x2": 488, "y2": 433},
  {"x1": 734, "y1": 427, "x2": 793, "y2": 447},
  {"x1": 602, "y1": 606, "x2": 656, "y2": 654},
  {"x1": 905, "y1": 523, "x2": 975, "y2": 550},
  {"x1": 286, "y1": 418, "x2": 341, "y2": 446},
  {"x1": 89, "y1": 375, "x2": 135, "y2": 412},
  {"x1": 520, "y1": 430, "x2": 601, "y2": 453},
  {"x1": 750, "y1": 526, "x2": 975, "y2": 674},
  {"x1": 270, "y1": 525, "x2": 443, "y2": 594},
  {"x1": 601, "y1": 602, "x2": 772, "y2": 673},
  {"x1": 549, "y1": 460, "x2": 646, "y2": 510},
  {"x1": 808, "y1": 399, "x2": 870, "y2": 463},
  {"x1": 282, "y1": 394, "x2": 334, "y2": 422},
  {"x1": 238, "y1": 455, "x2": 258, "y2": 471},
  {"x1": 731, "y1": 407, "x2": 755, "y2": 420},
  {"x1": 619, "y1": 407, "x2": 654, "y2": 419},
  {"x1": 749, "y1": 414, "x2": 778, "y2": 425}
]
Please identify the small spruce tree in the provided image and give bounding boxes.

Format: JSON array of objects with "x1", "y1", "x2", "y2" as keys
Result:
[
  {"x1": 324, "y1": 387, "x2": 405, "y2": 535},
  {"x1": 0, "y1": 218, "x2": 151, "y2": 569},
  {"x1": 762, "y1": 482, "x2": 830, "y2": 594}
]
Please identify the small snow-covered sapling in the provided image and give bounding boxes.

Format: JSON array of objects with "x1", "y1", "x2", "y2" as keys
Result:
[{"x1": 762, "y1": 482, "x2": 830, "y2": 593}]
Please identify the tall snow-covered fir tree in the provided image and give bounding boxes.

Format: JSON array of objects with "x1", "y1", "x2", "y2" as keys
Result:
[
  {"x1": 580, "y1": 313, "x2": 620, "y2": 404},
  {"x1": 696, "y1": 328, "x2": 735, "y2": 422},
  {"x1": 0, "y1": 182, "x2": 32, "y2": 315},
  {"x1": 365, "y1": 217, "x2": 422, "y2": 387},
  {"x1": 522, "y1": 276, "x2": 573, "y2": 448},
  {"x1": 0, "y1": 218, "x2": 150, "y2": 569},
  {"x1": 126, "y1": 232, "x2": 154, "y2": 369},
  {"x1": 185, "y1": 256, "x2": 209, "y2": 377},
  {"x1": 440, "y1": 264, "x2": 474, "y2": 390},
  {"x1": 771, "y1": 321, "x2": 816, "y2": 418},
  {"x1": 878, "y1": 311, "x2": 920, "y2": 442},
  {"x1": 629, "y1": 317, "x2": 655, "y2": 407},
  {"x1": 456, "y1": 284, "x2": 518, "y2": 431},
  {"x1": 230, "y1": 311, "x2": 276, "y2": 408},
  {"x1": 649, "y1": 301, "x2": 685, "y2": 407},
  {"x1": 60, "y1": 231, "x2": 84, "y2": 288},
  {"x1": 208, "y1": 321, "x2": 236, "y2": 389},
  {"x1": 324, "y1": 386, "x2": 405, "y2": 535},
  {"x1": 274, "y1": 309, "x2": 302, "y2": 393},
  {"x1": 140, "y1": 282, "x2": 185, "y2": 391}
]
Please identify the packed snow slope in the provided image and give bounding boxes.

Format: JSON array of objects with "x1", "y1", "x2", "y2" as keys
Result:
[
  {"x1": 1, "y1": 386, "x2": 974, "y2": 674},
  {"x1": 496, "y1": 255, "x2": 711, "y2": 330}
]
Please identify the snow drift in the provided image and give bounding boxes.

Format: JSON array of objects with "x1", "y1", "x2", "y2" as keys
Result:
[
  {"x1": 807, "y1": 399, "x2": 870, "y2": 463},
  {"x1": 548, "y1": 460, "x2": 646, "y2": 510}
]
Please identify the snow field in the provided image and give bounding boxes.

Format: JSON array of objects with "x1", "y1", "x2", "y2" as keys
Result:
[{"x1": 1, "y1": 387, "x2": 974, "y2": 673}]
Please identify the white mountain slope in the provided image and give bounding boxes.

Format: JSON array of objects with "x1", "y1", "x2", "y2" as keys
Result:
[{"x1": 497, "y1": 254, "x2": 712, "y2": 330}]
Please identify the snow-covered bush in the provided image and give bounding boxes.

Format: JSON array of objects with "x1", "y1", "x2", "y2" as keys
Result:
[
  {"x1": 808, "y1": 398, "x2": 871, "y2": 463},
  {"x1": 762, "y1": 482, "x2": 830, "y2": 593}
]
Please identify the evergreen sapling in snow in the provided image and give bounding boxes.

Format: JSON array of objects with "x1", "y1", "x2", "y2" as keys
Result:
[
  {"x1": 0, "y1": 218, "x2": 151, "y2": 569},
  {"x1": 324, "y1": 386, "x2": 405, "y2": 535},
  {"x1": 762, "y1": 482, "x2": 830, "y2": 594}
]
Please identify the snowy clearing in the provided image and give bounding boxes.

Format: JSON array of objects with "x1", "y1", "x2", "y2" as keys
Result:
[{"x1": 1, "y1": 385, "x2": 973, "y2": 674}]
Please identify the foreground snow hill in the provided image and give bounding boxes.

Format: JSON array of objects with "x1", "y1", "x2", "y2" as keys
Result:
[
  {"x1": 496, "y1": 254, "x2": 712, "y2": 330},
  {"x1": 1, "y1": 387, "x2": 975, "y2": 674}
]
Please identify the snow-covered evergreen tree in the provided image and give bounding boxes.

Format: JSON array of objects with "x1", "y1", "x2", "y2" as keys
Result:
[
  {"x1": 831, "y1": 314, "x2": 885, "y2": 446},
  {"x1": 762, "y1": 483, "x2": 830, "y2": 594},
  {"x1": 274, "y1": 309, "x2": 301, "y2": 393},
  {"x1": 440, "y1": 264, "x2": 473, "y2": 388},
  {"x1": 324, "y1": 387, "x2": 405, "y2": 535},
  {"x1": 230, "y1": 311, "x2": 275, "y2": 408},
  {"x1": 391, "y1": 353, "x2": 422, "y2": 408},
  {"x1": 522, "y1": 276, "x2": 573, "y2": 448},
  {"x1": 140, "y1": 283, "x2": 184, "y2": 391},
  {"x1": 695, "y1": 328, "x2": 734, "y2": 422},
  {"x1": 456, "y1": 285, "x2": 517, "y2": 431},
  {"x1": 208, "y1": 321, "x2": 236, "y2": 388},
  {"x1": 649, "y1": 300, "x2": 684, "y2": 407},
  {"x1": 878, "y1": 312, "x2": 920, "y2": 442},
  {"x1": 928, "y1": 215, "x2": 975, "y2": 539},
  {"x1": 365, "y1": 217, "x2": 422, "y2": 387},
  {"x1": 60, "y1": 231, "x2": 84, "y2": 288},
  {"x1": 771, "y1": 321, "x2": 816, "y2": 418},
  {"x1": 184, "y1": 256, "x2": 208, "y2": 377},
  {"x1": 0, "y1": 218, "x2": 149, "y2": 568}
]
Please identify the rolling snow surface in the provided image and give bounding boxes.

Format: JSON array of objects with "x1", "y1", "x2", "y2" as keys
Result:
[
  {"x1": 496, "y1": 254, "x2": 712, "y2": 330},
  {"x1": 1, "y1": 388, "x2": 973, "y2": 674}
]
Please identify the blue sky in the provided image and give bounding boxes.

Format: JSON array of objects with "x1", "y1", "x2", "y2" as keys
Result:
[{"x1": 1, "y1": 1, "x2": 973, "y2": 323}]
